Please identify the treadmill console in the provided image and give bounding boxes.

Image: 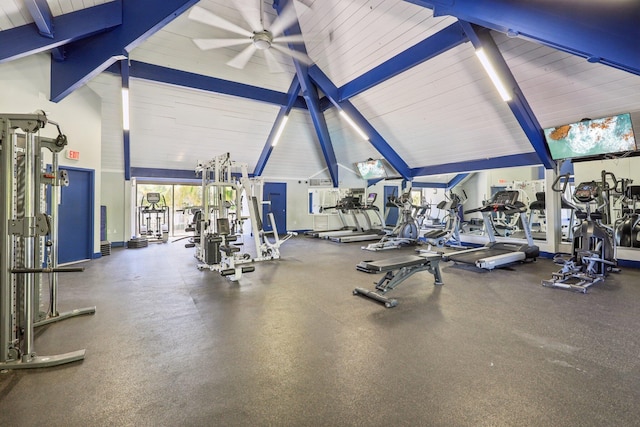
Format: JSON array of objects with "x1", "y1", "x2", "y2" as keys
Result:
[
  {"x1": 491, "y1": 190, "x2": 519, "y2": 206},
  {"x1": 574, "y1": 181, "x2": 600, "y2": 203}
]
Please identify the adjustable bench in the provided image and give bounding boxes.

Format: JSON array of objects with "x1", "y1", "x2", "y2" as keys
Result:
[{"x1": 354, "y1": 253, "x2": 443, "y2": 308}]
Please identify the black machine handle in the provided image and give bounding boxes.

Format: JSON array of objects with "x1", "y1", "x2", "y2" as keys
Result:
[
  {"x1": 552, "y1": 173, "x2": 571, "y2": 193},
  {"x1": 11, "y1": 267, "x2": 84, "y2": 274},
  {"x1": 601, "y1": 170, "x2": 619, "y2": 193}
]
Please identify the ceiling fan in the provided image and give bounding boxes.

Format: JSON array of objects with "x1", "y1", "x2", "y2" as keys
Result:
[{"x1": 188, "y1": 1, "x2": 312, "y2": 72}]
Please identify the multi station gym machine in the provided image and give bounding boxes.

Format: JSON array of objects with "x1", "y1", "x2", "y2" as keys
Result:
[
  {"x1": 186, "y1": 153, "x2": 294, "y2": 280},
  {"x1": 0, "y1": 112, "x2": 95, "y2": 369}
]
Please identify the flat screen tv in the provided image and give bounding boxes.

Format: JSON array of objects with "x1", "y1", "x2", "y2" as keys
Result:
[
  {"x1": 543, "y1": 113, "x2": 636, "y2": 160},
  {"x1": 355, "y1": 159, "x2": 387, "y2": 180}
]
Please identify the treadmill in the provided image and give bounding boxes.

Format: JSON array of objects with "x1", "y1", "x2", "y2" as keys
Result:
[
  {"x1": 442, "y1": 190, "x2": 539, "y2": 270},
  {"x1": 327, "y1": 193, "x2": 386, "y2": 243},
  {"x1": 306, "y1": 195, "x2": 366, "y2": 238}
]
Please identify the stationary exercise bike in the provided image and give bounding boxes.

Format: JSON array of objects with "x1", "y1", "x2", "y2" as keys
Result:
[{"x1": 542, "y1": 173, "x2": 619, "y2": 293}]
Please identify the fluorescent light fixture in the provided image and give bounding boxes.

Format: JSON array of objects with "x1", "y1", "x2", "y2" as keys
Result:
[
  {"x1": 121, "y1": 88, "x2": 130, "y2": 131},
  {"x1": 271, "y1": 115, "x2": 288, "y2": 147},
  {"x1": 475, "y1": 48, "x2": 512, "y2": 102},
  {"x1": 339, "y1": 110, "x2": 368, "y2": 140}
]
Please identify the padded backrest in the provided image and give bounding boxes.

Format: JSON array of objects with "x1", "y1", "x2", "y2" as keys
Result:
[
  {"x1": 217, "y1": 217, "x2": 230, "y2": 235},
  {"x1": 627, "y1": 185, "x2": 640, "y2": 199}
]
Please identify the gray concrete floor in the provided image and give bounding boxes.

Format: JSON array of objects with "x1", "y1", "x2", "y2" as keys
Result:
[{"x1": 1, "y1": 236, "x2": 640, "y2": 426}]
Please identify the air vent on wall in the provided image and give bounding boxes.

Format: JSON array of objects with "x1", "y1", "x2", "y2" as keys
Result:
[{"x1": 309, "y1": 178, "x2": 333, "y2": 187}]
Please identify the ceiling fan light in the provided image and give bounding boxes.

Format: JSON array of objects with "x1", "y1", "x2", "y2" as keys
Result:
[{"x1": 253, "y1": 32, "x2": 272, "y2": 50}]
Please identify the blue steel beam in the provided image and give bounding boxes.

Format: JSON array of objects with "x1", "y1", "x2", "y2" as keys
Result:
[
  {"x1": 308, "y1": 66, "x2": 412, "y2": 181},
  {"x1": 105, "y1": 61, "x2": 307, "y2": 109},
  {"x1": 411, "y1": 182, "x2": 447, "y2": 189},
  {"x1": 460, "y1": 21, "x2": 554, "y2": 170},
  {"x1": 50, "y1": 0, "x2": 197, "y2": 102},
  {"x1": 0, "y1": 1, "x2": 121, "y2": 63},
  {"x1": 405, "y1": 0, "x2": 640, "y2": 76},
  {"x1": 24, "y1": 0, "x2": 65, "y2": 60},
  {"x1": 411, "y1": 152, "x2": 541, "y2": 176},
  {"x1": 339, "y1": 22, "x2": 468, "y2": 101},
  {"x1": 447, "y1": 173, "x2": 468, "y2": 189},
  {"x1": 253, "y1": 77, "x2": 301, "y2": 176},
  {"x1": 274, "y1": 0, "x2": 339, "y2": 187},
  {"x1": 24, "y1": 0, "x2": 53, "y2": 37}
]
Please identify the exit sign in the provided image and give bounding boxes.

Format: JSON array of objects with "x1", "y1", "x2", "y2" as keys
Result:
[{"x1": 66, "y1": 149, "x2": 80, "y2": 160}]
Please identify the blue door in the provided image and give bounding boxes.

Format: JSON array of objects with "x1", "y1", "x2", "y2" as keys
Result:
[
  {"x1": 384, "y1": 185, "x2": 399, "y2": 227},
  {"x1": 263, "y1": 182, "x2": 287, "y2": 233},
  {"x1": 58, "y1": 167, "x2": 94, "y2": 263}
]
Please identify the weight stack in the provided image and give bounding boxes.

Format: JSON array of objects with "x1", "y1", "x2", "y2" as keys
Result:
[
  {"x1": 127, "y1": 237, "x2": 149, "y2": 249},
  {"x1": 204, "y1": 235, "x2": 222, "y2": 265},
  {"x1": 100, "y1": 240, "x2": 112, "y2": 256}
]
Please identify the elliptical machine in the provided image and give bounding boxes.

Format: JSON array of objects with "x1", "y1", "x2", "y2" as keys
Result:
[
  {"x1": 362, "y1": 191, "x2": 419, "y2": 251},
  {"x1": 542, "y1": 172, "x2": 619, "y2": 293},
  {"x1": 422, "y1": 191, "x2": 465, "y2": 252}
]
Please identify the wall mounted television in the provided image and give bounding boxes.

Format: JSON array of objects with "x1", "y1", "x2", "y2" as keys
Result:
[
  {"x1": 543, "y1": 113, "x2": 636, "y2": 160},
  {"x1": 355, "y1": 159, "x2": 387, "y2": 180}
]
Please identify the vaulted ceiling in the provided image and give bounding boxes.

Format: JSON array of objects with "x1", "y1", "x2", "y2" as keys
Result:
[{"x1": 1, "y1": 0, "x2": 639, "y2": 187}]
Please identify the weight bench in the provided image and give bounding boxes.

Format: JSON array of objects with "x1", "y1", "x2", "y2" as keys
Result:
[{"x1": 353, "y1": 254, "x2": 443, "y2": 308}]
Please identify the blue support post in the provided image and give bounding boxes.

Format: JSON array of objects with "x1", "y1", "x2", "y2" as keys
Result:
[
  {"x1": 24, "y1": 0, "x2": 54, "y2": 37},
  {"x1": 121, "y1": 59, "x2": 131, "y2": 181},
  {"x1": 459, "y1": 21, "x2": 554, "y2": 170},
  {"x1": 254, "y1": 77, "x2": 301, "y2": 176},
  {"x1": 308, "y1": 66, "x2": 412, "y2": 181},
  {"x1": 273, "y1": 0, "x2": 339, "y2": 187}
]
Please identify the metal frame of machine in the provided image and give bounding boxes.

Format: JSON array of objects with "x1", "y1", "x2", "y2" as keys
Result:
[
  {"x1": 190, "y1": 153, "x2": 294, "y2": 280},
  {"x1": 440, "y1": 190, "x2": 539, "y2": 270},
  {"x1": 1, "y1": 112, "x2": 95, "y2": 370}
]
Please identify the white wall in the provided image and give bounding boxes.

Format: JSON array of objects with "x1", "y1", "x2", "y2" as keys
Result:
[
  {"x1": 101, "y1": 171, "x2": 128, "y2": 243},
  {"x1": 0, "y1": 53, "x2": 103, "y2": 255}
]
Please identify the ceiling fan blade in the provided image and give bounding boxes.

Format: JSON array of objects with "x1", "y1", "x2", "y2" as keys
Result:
[
  {"x1": 188, "y1": 5, "x2": 253, "y2": 38},
  {"x1": 269, "y1": 1, "x2": 300, "y2": 38},
  {"x1": 237, "y1": 5, "x2": 262, "y2": 33},
  {"x1": 271, "y1": 43, "x2": 314, "y2": 65},
  {"x1": 193, "y1": 38, "x2": 251, "y2": 50},
  {"x1": 263, "y1": 49, "x2": 286, "y2": 73},
  {"x1": 273, "y1": 34, "x2": 306, "y2": 44},
  {"x1": 227, "y1": 44, "x2": 258, "y2": 69}
]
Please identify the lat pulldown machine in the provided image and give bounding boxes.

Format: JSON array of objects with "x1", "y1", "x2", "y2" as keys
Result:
[{"x1": 1, "y1": 112, "x2": 95, "y2": 369}]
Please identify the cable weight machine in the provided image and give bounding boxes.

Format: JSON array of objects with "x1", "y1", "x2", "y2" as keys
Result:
[
  {"x1": 188, "y1": 153, "x2": 294, "y2": 280},
  {"x1": 1, "y1": 112, "x2": 95, "y2": 369}
]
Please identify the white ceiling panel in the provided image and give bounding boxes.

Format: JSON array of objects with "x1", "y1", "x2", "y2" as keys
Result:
[
  {"x1": 261, "y1": 108, "x2": 329, "y2": 180},
  {"x1": 350, "y1": 42, "x2": 534, "y2": 170},
  {"x1": 495, "y1": 32, "x2": 640, "y2": 129},
  {"x1": 126, "y1": 78, "x2": 282, "y2": 171},
  {"x1": 299, "y1": 0, "x2": 456, "y2": 88}
]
